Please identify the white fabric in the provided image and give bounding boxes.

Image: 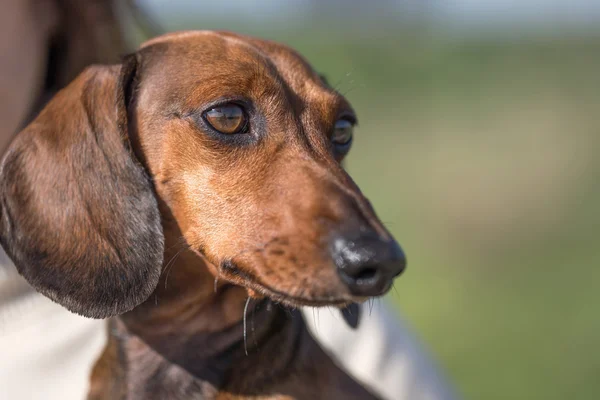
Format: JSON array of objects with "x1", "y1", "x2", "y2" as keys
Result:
[
  {"x1": 0, "y1": 248, "x2": 106, "y2": 400},
  {"x1": 0, "y1": 245, "x2": 455, "y2": 400},
  {"x1": 302, "y1": 305, "x2": 457, "y2": 400}
]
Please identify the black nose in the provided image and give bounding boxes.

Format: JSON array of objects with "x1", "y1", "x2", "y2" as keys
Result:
[{"x1": 331, "y1": 232, "x2": 406, "y2": 297}]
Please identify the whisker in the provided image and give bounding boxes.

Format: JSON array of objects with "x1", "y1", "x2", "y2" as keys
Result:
[
  {"x1": 164, "y1": 236, "x2": 188, "y2": 252},
  {"x1": 243, "y1": 296, "x2": 251, "y2": 356},
  {"x1": 332, "y1": 68, "x2": 356, "y2": 92},
  {"x1": 251, "y1": 299, "x2": 258, "y2": 348},
  {"x1": 227, "y1": 236, "x2": 281, "y2": 265},
  {"x1": 392, "y1": 283, "x2": 400, "y2": 298},
  {"x1": 164, "y1": 246, "x2": 188, "y2": 289},
  {"x1": 340, "y1": 87, "x2": 358, "y2": 97}
]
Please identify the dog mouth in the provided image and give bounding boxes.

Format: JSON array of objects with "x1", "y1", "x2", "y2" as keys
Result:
[{"x1": 219, "y1": 260, "x2": 356, "y2": 308}]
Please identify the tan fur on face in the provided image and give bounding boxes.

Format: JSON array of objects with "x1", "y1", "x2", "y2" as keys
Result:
[{"x1": 132, "y1": 31, "x2": 389, "y2": 306}]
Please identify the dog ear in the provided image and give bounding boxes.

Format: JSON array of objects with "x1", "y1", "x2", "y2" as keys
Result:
[{"x1": 0, "y1": 55, "x2": 164, "y2": 319}]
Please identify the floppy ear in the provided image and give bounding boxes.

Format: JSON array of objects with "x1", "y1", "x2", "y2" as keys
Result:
[{"x1": 0, "y1": 56, "x2": 164, "y2": 319}]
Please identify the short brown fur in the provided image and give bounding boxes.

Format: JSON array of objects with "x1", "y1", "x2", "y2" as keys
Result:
[{"x1": 0, "y1": 31, "x2": 402, "y2": 399}]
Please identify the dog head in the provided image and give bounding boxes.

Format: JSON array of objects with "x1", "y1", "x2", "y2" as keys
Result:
[{"x1": 0, "y1": 31, "x2": 405, "y2": 318}]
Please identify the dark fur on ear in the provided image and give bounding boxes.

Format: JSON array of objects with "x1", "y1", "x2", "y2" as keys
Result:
[{"x1": 0, "y1": 56, "x2": 164, "y2": 318}]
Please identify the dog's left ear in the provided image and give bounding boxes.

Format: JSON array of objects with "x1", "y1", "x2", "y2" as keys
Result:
[
  {"x1": 0, "y1": 54, "x2": 164, "y2": 319},
  {"x1": 341, "y1": 303, "x2": 361, "y2": 329}
]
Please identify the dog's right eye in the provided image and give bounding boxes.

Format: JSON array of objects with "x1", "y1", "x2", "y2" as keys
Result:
[{"x1": 203, "y1": 104, "x2": 248, "y2": 134}]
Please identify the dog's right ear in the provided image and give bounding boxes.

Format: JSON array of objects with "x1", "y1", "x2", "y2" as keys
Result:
[{"x1": 0, "y1": 54, "x2": 164, "y2": 319}]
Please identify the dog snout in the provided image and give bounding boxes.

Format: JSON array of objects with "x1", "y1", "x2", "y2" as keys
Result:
[{"x1": 331, "y1": 231, "x2": 406, "y2": 297}]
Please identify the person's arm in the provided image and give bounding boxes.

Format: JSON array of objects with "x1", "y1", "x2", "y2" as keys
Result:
[{"x1": 0, "y1": 0, "x2": 59, "y2": 154}]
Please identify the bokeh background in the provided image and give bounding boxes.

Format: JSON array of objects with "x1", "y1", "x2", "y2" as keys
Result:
[{"x1": 136, "y1": 1, "x2": 600, "y2": 399}]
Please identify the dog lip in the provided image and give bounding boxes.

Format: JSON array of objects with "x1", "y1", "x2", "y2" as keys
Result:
[
  {"x1": 251, "y1": 282, "x2": 353, "y2": 308},
  {"x1": 219, "y1": 260, "x2": 355, "y2": 308}
]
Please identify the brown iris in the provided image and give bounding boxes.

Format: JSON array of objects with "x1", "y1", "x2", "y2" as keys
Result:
[
  {"x1": 332, "y1": 119, "x2": 354, "y2": 145},
  {"x1": 204, "y1": 104, "x2": 247, "y2": 134}
]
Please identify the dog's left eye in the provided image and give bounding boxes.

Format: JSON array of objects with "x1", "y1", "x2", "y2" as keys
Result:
[
  {"x1": 332, "y1": 119, "x2": 354, "y2": 147},
  {"x1": 203, "y1": 104, "x2": 248, "y2": 134}
]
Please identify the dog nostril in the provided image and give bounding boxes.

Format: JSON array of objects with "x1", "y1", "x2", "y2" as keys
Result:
[
  {"x1": 338, "y1": 263, "x2": 382, "y2": 287},
  {"x1": 337, "y1": 263, "x2": 387, "y2": 296},
  {"x1": 353, "y1": 267, "x2": 378, "y2": 282}
]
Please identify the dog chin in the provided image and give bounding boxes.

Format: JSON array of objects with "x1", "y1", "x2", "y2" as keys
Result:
[{"x1": 245, "y1": 284, "x2": 365, "y2": 329}]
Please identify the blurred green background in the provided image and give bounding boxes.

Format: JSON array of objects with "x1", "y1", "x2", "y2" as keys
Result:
[{"x1": 139, "y1": 2, "x2": 600, "y2": 399}]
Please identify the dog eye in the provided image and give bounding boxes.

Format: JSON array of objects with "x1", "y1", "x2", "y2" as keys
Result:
[
  {"x1": 332, "y1": 119, "x2": 354, "y2": 146},
  {"x1": 204, "y1": 104, "x2": 247, "y2": 134}
]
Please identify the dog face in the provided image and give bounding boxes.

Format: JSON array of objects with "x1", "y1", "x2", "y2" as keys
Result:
[
  {"x1": 0, "y1": 31, "x2": 405, "y2": 318},
  {"x1": 135, "y1": 32, "x2": 405, "y2": 307}
]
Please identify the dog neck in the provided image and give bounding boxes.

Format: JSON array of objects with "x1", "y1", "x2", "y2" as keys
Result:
[{"x1": 116, "y1": 206, "x2": 306, "y2": 393}]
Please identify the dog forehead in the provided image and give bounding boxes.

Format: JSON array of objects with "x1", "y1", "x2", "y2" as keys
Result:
[
  {"x1": 142, "y1": 31, "x2": 309, "y2": 65},
  {"x1": 141, "y1": 31, "x2": 323, "y2": 94}
]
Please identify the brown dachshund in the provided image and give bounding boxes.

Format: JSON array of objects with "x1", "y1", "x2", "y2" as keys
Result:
[{"x1": 0, "y1": 31, "x2": 406, "y2": 399}]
